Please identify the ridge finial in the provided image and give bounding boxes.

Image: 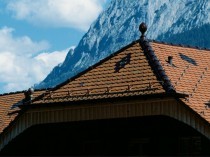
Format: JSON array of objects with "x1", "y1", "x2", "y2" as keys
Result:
[{"x1": 139, "y1": 22, "x2": 147, "y2": 39}]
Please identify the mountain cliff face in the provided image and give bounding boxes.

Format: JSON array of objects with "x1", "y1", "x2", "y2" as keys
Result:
[{"x1": 36, "y1": 0, "x2": 210, "y2": 89}]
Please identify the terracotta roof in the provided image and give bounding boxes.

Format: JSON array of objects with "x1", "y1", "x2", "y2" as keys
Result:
[
  {"x1": 31, "y1": 37, "x2": 210, "y2": 125},
  {"x1": 0, "y1": 90, "x2": 45, "y2": 133},
  {"x1": 1, "y1": 24, "x2": 209, "y2": 128},
  {"x1": 0, "y1": 92, "x2": 23, "y2": 133},
  {"x1": 152, "y1": 41, "x2": 210, "y2": 123},
  {"x1": 33, "y1": 41, "x2": 166, "y2": 104}
]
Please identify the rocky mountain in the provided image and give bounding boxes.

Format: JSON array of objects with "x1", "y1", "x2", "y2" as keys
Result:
[{"x1": 35, "y1": 0, "x2": 210, "y2": 89}]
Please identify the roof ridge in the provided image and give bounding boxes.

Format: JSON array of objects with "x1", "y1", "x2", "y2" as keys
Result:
[
  {"x1": 0, "y1": 88, "x2": 49, "y2": 96},
  {"x1": 139, "y1": 37, "x2": 175, "y2": 93},
  {"x1": 0, "y1": 91, "x2": 25, "y2": 96},
  {"x1": 150, "y1": 39, "x2": 210, "y2": 51}
]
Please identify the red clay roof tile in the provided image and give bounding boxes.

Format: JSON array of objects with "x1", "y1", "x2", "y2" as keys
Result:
[
  {"x1": 2, "y1": 38, "x2": 210, "y2": 129},
  {"x1": 31, "y1": 39, "x2": 210, "y2": 125},
  {"x1": 0, "y1": 90, "x2": 45, "y2": 133},
  {"x1": 152, "y1": 42, "x2": 210, "y2": 123},
  {"x1": 34, "y1": 42, "x2": 165, "y2": 104}
]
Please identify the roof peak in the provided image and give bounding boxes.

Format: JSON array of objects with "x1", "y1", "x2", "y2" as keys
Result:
[
  {"x1": 150, "y1": 39, "x2": 210, "y2": 51},
  {"x1": 138, "y1": 22, "x2": 175, "y2": 93}
]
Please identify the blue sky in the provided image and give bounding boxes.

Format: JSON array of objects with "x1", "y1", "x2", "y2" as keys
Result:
[{"x1": 0, "y1": 0, "x2": 110, "y2": 94}]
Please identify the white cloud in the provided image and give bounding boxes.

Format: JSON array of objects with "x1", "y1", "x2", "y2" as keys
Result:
[
  {"x1": 6, "y1": 0, "x2": 106, "y2": 31},
  {"x1": 0, "y1": 27, "x2": 49, "y2": 57},
  {"x1": 35, "y1": 48, "x2": 71, "y2": 68},
  {"x1": 0, "y1": 27, "x2": 68, "y2": 93}
]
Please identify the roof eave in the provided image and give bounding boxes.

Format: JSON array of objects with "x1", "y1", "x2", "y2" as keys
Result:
[{"x1": 20, "y1": 92, "x2": 186, "y2": 109}]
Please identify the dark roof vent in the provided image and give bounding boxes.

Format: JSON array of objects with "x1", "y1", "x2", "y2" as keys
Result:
[
  {"x1": 205, "y1": 101, "x2": 210, "y2": 109},
  {"x1": 168, "y1": 56, "x2": 173, "y2": 65},
  {"x1": 139, "y1": 22, "x2": 147, "y2": 39},
  {"x1": 24, "y1": 88, "x2": 34, "y2": 103}
]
